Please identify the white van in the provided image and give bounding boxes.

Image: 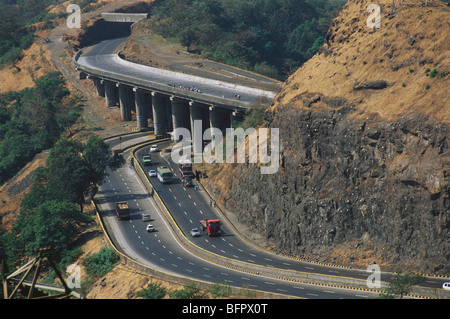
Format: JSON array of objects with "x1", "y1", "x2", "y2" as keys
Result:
[{"x1": 443, "y1": 282, "x2": 450, "y2": 290}]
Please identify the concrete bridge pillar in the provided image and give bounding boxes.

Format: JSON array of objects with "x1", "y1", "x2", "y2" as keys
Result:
[
  {"x1": 189, "y1": 101, "x2": 204, "y2": 157},
  {"x1": 166, "y1": 96, "x2": 173, "y2": 132},
  {"x1": 134, "y1": 88, "x2": 150, "y2": 131},
  {"x1": 104, "y1": 80, "x2": 119, "y2": 107},
  {"x1": 170, "y1": 96, "x2": 190, "y2": 140},
  {"x1": 78, "y1": 71, "x2": 87, "y2": 80},
  {"x1": 93, "y1": 77, "x2": 105, "y2": 97},
  {"x1": 209, "y1": 106, "x2": 231, "y2": 148},
  {"x1": 209, "y1": 106, "x2": 230, "y2": 133},
  {"x1": 118, "y1": 84, "x2": 134, "y2": 121},
  {"x1": 151, "y1": 92, "x2": 169, "y2": 135}
]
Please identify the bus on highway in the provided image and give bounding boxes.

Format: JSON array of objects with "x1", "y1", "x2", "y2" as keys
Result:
[{"x1": 156, "y1": 166, "x2": 173, "y2": 184}]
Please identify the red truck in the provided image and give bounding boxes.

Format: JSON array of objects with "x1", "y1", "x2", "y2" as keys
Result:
[
  {"x1": 116, "y1": 201, "x2": 130, "y2": 220},
  {"x1": 199, "y1": 219, "x2": 221, "y2": 237},
  {"x1": 179, "y1": 160, "x2": 194, "y2": 178}
]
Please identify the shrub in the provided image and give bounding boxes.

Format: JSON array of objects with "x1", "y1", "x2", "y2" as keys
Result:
[
  {"x1": 136, "y1": 282, "x2": 167, "y2": 299},
  {"x1": 253, "y1": 62, "x2": 280, "y2": 79},
  {"x1": 12, "y1": 199, "x2": 92, "y2": 254},
  {"x1": 168, "y1": 282, "x2": 207, "y2": 299},
  {"x1": 234, "y1": 98, "x2": 269, "y2": 130},
  {"x1": 209, "y1": 283, "x2": 232, "y2": 298},
  {"x1": 83, "y1": 247, "x2": 119, "y2": 279},
  {"x1": 429, "y1": 69, "x2": 437, "y2": 78}
]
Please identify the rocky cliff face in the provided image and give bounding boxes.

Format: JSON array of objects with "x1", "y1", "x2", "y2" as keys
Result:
[
  {"x1": 204, "y1": 0, "x2": 449, "y2": 274},
  {"x1": 220, "y1": 104, "x2": 449, "y2": 274}
]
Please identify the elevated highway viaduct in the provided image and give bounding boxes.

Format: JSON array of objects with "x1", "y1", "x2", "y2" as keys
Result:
[{"x1": 72, "y1": 36, "x2": 278, "y2": 140}]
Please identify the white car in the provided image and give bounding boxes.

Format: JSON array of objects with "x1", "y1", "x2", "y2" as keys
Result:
[
  {"x1": 190, "y1": 228, "x2": 200, "y2": 237},
  {"x1": 142, "y1": 213, "x2": 151, "y2": 222},
  {"x1": 149, "y1": 170, "x2": 157, "y2": 177},
  {"x1": 150, "y1": 145, "x2": 159, "y2": 152},
  {"x1": 443, "y1": 282, "x2": 450, "y2": 290},
  {"x1": 146, "y1": 224, "x2": 155, "y2": 232}
]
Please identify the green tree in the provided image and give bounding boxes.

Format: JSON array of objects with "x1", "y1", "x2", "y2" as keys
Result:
[
  {"x1": 43, "y1": 137, "x2": 124, "y2": 212},
  {"x1": 21, "y1": 72, "x2": 71, "y2": 149},
  {"x1": 4, "y1": 135, "x2": 122, "y2": 265},
  {"x1": 0, "y1": 130, "x2": 36, "y2": 184},
  {"x1": 378, "y1": 272, "x2": 425, "y2": 299},
  {"x1": 208, "y1": 283, "x2": 232, "y2": 298},
  {"x1": 83, "y1": 136, "x2": 123, "y2": 178},
  {"x1": 234, "y1": 98, "x2": 269, "y2": 130},
  {"x1": 45, "y1": 139, "x2": 93, "y2": 210},
  {"x1": 13, "y1": 199, "x2": 92, "y2": 253},
  {"x1": 0, "y1": 12, "x2": 33, "y2": 67}
]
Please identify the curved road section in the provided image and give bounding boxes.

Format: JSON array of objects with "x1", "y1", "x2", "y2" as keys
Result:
[
  {"x1": 97, "y1": 134, "x2": 379, "y2": 299},
  {"x1": 73, "y1": 37, "x2": 276, "y2": 111}
]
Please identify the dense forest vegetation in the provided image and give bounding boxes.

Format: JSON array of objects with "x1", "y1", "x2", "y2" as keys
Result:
[
  {"x1": 148, "y1": 0, "x2": 347, "y2": 79},
  {"x1": 0, "y1": 0, "x2": 56, "y2": 67},
  {"x1": 0, "y1": 72, "x2": 83, "y2": 185},
  {"x1": 0, "y1": 0, "x2": 99, "y2": 67},
  {"x1": 5, "y1": 136, "x2": 122, "y2": 253}
]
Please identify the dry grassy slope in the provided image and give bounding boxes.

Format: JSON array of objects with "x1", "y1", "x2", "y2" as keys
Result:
[
  {"x1": 272, "y1": 0, "x2": 449, "y2": 123},
  {"x1": 0, "y1": 152, "x2": 48, "y2": 232},
  {"x1": 0, "y1": 29, "x2": 56, "y2": 94}
]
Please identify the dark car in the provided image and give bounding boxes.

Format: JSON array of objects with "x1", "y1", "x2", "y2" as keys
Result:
[
  {"x1": 142, "y1": 155, "x2": 152, "y2": 166},
  {"x1": 184, "y1": 177, "x2": 193, "y2": 187}
]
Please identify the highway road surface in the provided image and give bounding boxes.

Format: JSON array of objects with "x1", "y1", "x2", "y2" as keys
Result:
[{"x1": 95, "y1": 134, "x2": 384, "y2": 299}]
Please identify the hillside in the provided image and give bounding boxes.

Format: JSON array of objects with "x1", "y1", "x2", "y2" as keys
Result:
[
  {"x1": 201, "y1": 0, "x2": 449, "y2": 274},
  {"x1": 273, "y1": 0, "x2": 449, "y2": 122},
  {"x1": 0, "y1": 0, "x2": 156, "y2": 299},
  {"x1": 1, "y1": 0, "x2": 448, "y2": 301}
]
